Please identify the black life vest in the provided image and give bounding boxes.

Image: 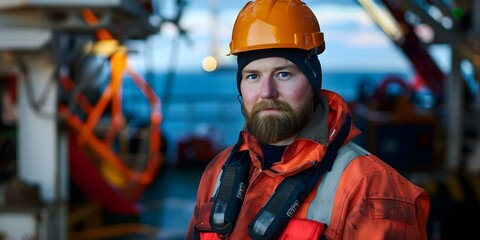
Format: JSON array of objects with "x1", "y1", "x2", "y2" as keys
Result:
[{"x1": 209, "y1": 115, "x2": 352, "y2": 239}]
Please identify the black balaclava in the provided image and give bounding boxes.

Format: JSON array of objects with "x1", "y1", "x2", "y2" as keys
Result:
[{"x1": 236, "y1": 48, "x2": 322, "y2": 96}]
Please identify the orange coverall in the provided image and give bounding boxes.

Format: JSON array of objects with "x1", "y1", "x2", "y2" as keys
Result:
[{"x1": 186, "y1": 90, "x2": 430, "y2": 240}]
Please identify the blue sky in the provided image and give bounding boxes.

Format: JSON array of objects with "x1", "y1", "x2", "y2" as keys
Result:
[
  {"x1": 186, "y1": 0, "x2": 357, "y2": 10},
  {"x1": 128, "y1": 0, "x2": 413, "y2": 74}
]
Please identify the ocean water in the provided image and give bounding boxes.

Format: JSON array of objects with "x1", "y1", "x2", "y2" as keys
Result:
[{"x1": 121, "y1": 70, "x2": 410, "y2": 162}]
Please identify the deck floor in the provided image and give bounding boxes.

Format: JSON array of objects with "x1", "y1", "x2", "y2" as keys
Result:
[{"x1": 139, "y1": 165, "x2": 204, "y2": 240}]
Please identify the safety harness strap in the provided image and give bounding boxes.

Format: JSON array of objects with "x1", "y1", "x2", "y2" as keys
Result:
[
  {"x1": 249, "y1": 167, "x2": 322, "y2": 239},
  {"x1": 210, "y1": 145, "x2": 250, "y2": 235},
  {"x1": 248, "y1": 114, "x2": 351, "y2": 240}
]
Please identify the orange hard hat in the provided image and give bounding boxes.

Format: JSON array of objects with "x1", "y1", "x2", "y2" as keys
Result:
[{"x1": 229, "y1": 0, "x2": 325, "y2": 56}]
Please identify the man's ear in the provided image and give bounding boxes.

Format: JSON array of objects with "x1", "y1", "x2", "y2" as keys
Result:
[{"x1": 238, "y1": 95, "x2": 246, "y2": 117}]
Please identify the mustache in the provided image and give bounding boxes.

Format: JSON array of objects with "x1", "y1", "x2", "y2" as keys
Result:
[{"x1": 252, "y1": 100, "x2": 291, "y2": 113}]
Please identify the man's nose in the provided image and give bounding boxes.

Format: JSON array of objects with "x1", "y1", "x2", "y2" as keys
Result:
[{"x1": 260, "y1": 76, "x2": 278, "y2": 99}]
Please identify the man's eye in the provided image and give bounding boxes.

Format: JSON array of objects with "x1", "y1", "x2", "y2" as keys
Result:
[
  {"x1": 277, "y1": 72, "x2": 290, "y2": 78},
  {"x1": 246, "y1": 74, "x2": 258, "y2": 80}
]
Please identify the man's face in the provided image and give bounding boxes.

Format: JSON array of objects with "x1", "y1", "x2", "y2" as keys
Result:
[{"x1": 240, "y1": 57, "x2": 315, "y2": 145}]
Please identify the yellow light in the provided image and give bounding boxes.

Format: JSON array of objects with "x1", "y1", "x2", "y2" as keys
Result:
[
  {"x1": 85, "y1": 39, "x2": 120, "y2": 56},
  {"x1": 202, "y1": 56, "x2": 218, "y2": 72}
]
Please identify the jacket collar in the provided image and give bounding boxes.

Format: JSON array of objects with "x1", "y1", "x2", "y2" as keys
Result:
[{"x1": 297, "y1": 94, "x2": 329, "y2": 145}]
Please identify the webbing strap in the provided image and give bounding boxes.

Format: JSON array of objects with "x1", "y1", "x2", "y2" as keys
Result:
[
  {"x1": 248, "y1": 114, "x2": 352, "y2": 240},
  {"x1": 249, "y1": 168, "x2": 322, "y2": 239},
  {"x1": 210, "y1": 147, "x2": 250, "y2": 235}
]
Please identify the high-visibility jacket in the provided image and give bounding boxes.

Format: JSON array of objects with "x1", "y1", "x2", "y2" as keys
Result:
[{"x1": 186, "y1": 90, "x2": 430, "y2": 240}]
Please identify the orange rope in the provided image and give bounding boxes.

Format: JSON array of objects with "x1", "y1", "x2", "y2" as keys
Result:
[
  {"x1": 58, "y1": 8, "x2": 165, "y2": 200},
  {"x1": 81, "y1": 8, "x2": 114, "y2": 40}
]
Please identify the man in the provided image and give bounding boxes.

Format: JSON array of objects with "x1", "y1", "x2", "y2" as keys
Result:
[{"x1": 186, "y1": 0, "x2": 430, "y2": 239}]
